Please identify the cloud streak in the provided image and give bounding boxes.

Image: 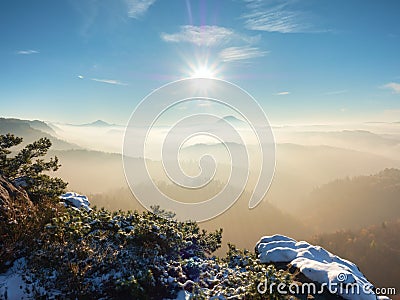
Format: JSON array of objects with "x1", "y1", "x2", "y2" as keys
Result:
[
  {"x1": 161, "y1": 25, "x2": 259, "y2": 47},
  {"x1": 274, "y1": 91, "x2": 291, "y2": 95},
  {"x1": 323, "y1": 89, "x2": 348, "y2": 95},
  {"x1": 90, "y1": 78, "x2": 128, "y2": 86},
  {"x1": 242, "y1": 0, "x2": 314, "y2": 33},
  {"x1": 126, "y1": 0, "x2": 156, "y2": 19},
  {"x1": 162, "y1": 25, "x2": 266, "y2": 63},
  {"x1": 219, "y1": 46, "x2": 266, "y2": 62},
  {"x1": 16, "y1": 50, "x2": 39, "y2": 55},
  {"x1": 382, "y1": 82, "x2": 400, "y2": 94}
]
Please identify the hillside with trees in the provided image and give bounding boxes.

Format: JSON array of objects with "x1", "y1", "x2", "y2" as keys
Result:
[
  {"x1": 312, "y1": 219, "x2": 400, "y2": 292},
  {"x1": 298, "y1": 168, "x2": 400, "y2": 232}
]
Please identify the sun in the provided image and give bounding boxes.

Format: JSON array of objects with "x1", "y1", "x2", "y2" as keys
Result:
[{"x1": 190, "y1": 65, "x2": 217, "y2": 79}]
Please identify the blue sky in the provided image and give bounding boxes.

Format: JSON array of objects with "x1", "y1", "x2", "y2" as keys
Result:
[{"x1": 1, "y1": 0, "x2": 400, "y2": 124}]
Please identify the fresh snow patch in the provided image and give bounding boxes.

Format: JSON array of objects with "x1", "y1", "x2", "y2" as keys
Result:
[
  {"x1": 173, "y1": 290, "x2": 192, "y2": 300},
  {"x1": 0, "y1": 258, "x2": 60, "y2": 299},
  {"x1": 256, "y1": 235, "x2": 377, "y2": 300},
  {"x1": 0, "y1": 258, "x2": 30, "y2": 299},
  {"x1": 60, "y1": 192, "x2": 91, "y2": 211}
]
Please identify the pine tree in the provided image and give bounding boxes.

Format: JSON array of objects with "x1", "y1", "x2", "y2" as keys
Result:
[{"x1": 0, "y1": 134, "x2": 67, "y2": 202}]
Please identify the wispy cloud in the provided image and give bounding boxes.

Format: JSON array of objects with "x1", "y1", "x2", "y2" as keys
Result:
[
  {"x1": 90, "y1": 78, "x2": 128, "y2": 86},
  {"x1": 382, "y1": 82, "x2": 400, "y2": 94},
  {"x1": 78, "y1": 75, "x2": 84, "y2": 79},
  {"x1": 126, "y1": 0, "x2": 156, "y2": 19},
  {"x1": 161, "y1": 25, "x2": 259, "y2": 47},
  {"x1": 219, "y1": 46, "x2": 266, "y2": 62},
  {"x1": 242, "y1": 0, "x2": 315, "y2": 33},
  {"x1": 16, "y1": 50, "x2": 39, "y2": 55},
  {"x1": 162, "y1": 25, "x2": 266, "y2": 63},
  {"x1": 323, "y1": 89, "x2": 348, "y2": 95},
  {"x1": 273, "y1": 91, "x2": 290, "y2": 96}
]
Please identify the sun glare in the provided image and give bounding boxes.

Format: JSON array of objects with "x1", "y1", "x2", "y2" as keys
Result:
[{"x1": 190, "y1": 66, "x2": 217, "y2": 79}]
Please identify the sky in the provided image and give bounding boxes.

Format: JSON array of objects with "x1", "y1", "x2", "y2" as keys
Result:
[{"x1": 1, "y1": 0, "x2": 400, "y2": 125}]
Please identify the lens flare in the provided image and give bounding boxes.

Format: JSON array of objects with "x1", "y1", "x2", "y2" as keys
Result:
[{"x1": 190, "y1": 65, "x2": 216, "y2": 78}]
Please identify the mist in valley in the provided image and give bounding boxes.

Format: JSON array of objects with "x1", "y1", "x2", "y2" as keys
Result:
[
  {"x1": 39, "y1": 118, "x2": 400, "y2": 249},
  {"x1": 2, "y1": 116, "x2": 399, "y2": 249}
]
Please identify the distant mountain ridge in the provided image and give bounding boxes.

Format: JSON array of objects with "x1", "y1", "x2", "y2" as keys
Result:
[
  {"x1": 0, "y1": 118, "x2": 56, "y2": 135},
  {"x1": 65, "y1": 119, "x2": 120, "y2": 127},
  {"x1": 0, "y1": 117, "x2": 81, "y2": 150},
  {"x1": 219, "y1": 115, "x2": 246, "y2": 124},
  {"x1": 79, "y1": 120, "x2": 114, "y2": 127},
  {"x1": 27, "y1": 119, "x2": 57, "y2": 135}
]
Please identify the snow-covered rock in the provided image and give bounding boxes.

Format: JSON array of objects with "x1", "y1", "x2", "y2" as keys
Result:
[
  {"x1": 256, "y1": 234, "x2": 377, "y2": 300},
  {"x1": 60, "y1": 192, "x2": 91, "y2": 211}
]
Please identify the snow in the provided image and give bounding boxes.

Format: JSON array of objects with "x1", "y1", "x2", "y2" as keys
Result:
[
  {"x1": 258, "y1": 234, "x2": 296, "y2": 244},
  {"x1": 0, "y1": 259, "x2": 55, "y2": 299},
  {"x1": 0, "y1": 258, "x2": 30, "y2": 299},
  {"x1": 256, "y1": 235, "x2": 378, "y2": 300},
  {"x1": 259, "y1": 246, "x2": 298, "y2": 263},
  {"x1": 60, "y1": 192, "x2": 91, "y2": 211},
  {"x1": 0, "y1": 258, "x2": 60, "y2": 299},
  {"x1": 173, "y1": 290, "x2": 192, "y2": 300},
  {"x1": 172, "y1": 290, "x2": 225, "y2": 300}
]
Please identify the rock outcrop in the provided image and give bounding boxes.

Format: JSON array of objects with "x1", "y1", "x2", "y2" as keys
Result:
[
  {"x1": 0, "y1": 175, "x2": 33, "y2": 224},
  {"x1": 0, "y1": 175, "x2": 36, "y2": 271},
  {"x1": 256, "y1": 234, "x2": 380, "y2": 300}
]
